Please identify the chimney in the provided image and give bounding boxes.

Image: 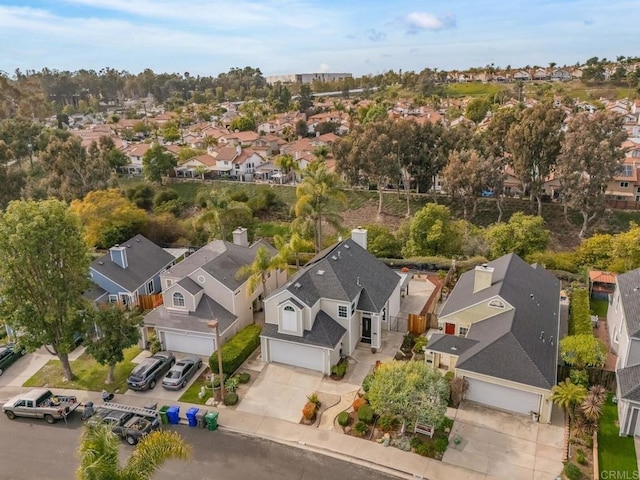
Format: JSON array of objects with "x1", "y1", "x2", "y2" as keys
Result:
[
  {"x1": 232, "y1": 227, "x2": 248, "y2": 247},
  {"x1": 473, "y1": 264, "x2": 494, "y2": 293},
  {"x1": 109, "y1": 245, "x2": 128, "y2": 269},
  {"x1": 351, "y1": 227, "x2": 367, "y2": 250},
  {"x1": 236, "y1": 144, "x2": 241, "y2": 156}
]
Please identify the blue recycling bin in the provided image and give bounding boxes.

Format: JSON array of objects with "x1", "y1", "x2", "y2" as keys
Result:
[
  {"x1": 186, "y1": 407, "x2": 199, "y2": 427},
  {"x1": 166, "y1": 406, "x2": 180, "y2": 425}
]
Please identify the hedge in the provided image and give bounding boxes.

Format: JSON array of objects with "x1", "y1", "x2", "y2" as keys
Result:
[
  {"x1": 569, "y1": 288, "x2": 591, "y2": 335},
  {"x1": 380, "y1": 255, "x2": 488, "y2": 273},
  {"x1": 209, "y1": 324, "x2": 262, "y2": 375}
]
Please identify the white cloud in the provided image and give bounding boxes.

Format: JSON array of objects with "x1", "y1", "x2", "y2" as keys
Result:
[
  {"x1": 405, "y1": 12, "x2": 456, "y2": 32},
  {"x1": 319, "y1": 62, "x2": 330, "y2": 73}
]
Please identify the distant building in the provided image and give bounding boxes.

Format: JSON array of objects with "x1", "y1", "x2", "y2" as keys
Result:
[{"x1": 265, "y1": 73, "x2": 353, "y2": 85}]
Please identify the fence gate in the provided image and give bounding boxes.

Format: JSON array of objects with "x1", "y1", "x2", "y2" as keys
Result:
[{"x1": 408, "y1": 314, "x2": 427, "y2": 335}]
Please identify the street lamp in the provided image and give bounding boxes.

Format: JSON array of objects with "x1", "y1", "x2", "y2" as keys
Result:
[{"x1": 208, "y1": 320, "x2": 225, "y2": 400}]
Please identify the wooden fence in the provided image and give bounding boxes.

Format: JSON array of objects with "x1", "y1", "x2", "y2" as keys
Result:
[
  {"x1": 408, "y1": 314, "x2": 427, "y2": 335},
  {"x1": 138, "y1": 294, "x2": 163, "y2": 311},
  {"x1": 557, "y1": 365, "x2": 617, "y2": 391}
]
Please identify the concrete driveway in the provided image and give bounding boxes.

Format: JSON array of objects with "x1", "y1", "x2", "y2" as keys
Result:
[
  {"x1": 443, "y1": 402, "x2": 564, "y2": 479},
  {"x1": 235, "y1": 363, "x2": 323, "y2": 423}
]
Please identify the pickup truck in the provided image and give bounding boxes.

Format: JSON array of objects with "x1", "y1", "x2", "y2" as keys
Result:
[
  {"x1": 88, "y1": 403, "x2": 160, "y2": 445},
  {"x1": 3, "y1": 388, "x2": 80, "y2": 424}
]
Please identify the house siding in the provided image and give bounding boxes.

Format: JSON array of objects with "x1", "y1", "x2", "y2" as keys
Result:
[
  {"x1": 90, "y1": 269, "x2": 130, "y2": 295},
  {"x1": 440, "y1": 296, "x2": 514, "y2": 329}
]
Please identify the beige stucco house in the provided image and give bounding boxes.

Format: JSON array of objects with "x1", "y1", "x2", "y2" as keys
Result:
[{"x1": 426, "y1": 254, "x2": 561, "y2": 423}]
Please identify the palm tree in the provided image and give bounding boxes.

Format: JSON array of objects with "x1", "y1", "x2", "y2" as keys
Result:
[
  {"x1": 551, "y1": 379, "x2": 587, "y2": 421},
  {"x1": 236, "y1": 245, "x2": 287, "y2": 308},
  {"x1": 274, "y1": 232, "x2": 314, "y2": 270},
  {"x1": 313, "y1": 145, "x2": 330, "y2": 162},
  {"x1": 275, "y1": 153, "x2": 299, "y2": 184},
  {"x1": 194, "y1": 189, "x2": 252, "y2": 241},
  {"x1": 292, "y1": 160, "x2": 346, "y2": 252},
  {"x1": 77, "y1": 423, "x2": 191, "y2": 480}
]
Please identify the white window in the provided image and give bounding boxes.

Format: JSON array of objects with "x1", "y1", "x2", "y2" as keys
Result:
[
  {"x1": 459, "y1": 327, "x2": 469, "y2": 337},
  {"x1": 147, "y1": 279, "x2": 155, "y2": 294},
  {"x1": 166, "y1": 279, "x2": 173, "y2": 288},
  {"x1": 108, "y1": 294, "x2": 118, "y2": 304},
  {"x1": 338, "y1": 305, "x2": 348, "y2": 318},
  {"x1": 172, "y1": 292, "x2": 185, "y2": 308}
]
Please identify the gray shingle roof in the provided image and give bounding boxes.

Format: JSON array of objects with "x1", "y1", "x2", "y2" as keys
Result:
[
  {"x1": 441, "y1": 253, "x2": 561, "y2": 390},
  {"x1": 144, "y1": 295, "x2": 236, "y2": 334},
  {"x1": 618, "y1": 364, "x2": 640, "y2": 402},
  {"x1": 164, "y1": 239, "x2": 278, "y2": 291},
  {"x1": 90, "y1": 235, "x2": 175, "y2": 293},
  {"x1": 426, "y1": 333, "x2": 478, "y2": 356},
  {"x1": 615, "y1": 269, "x2": 640, "y2": 338},
  {"x1": 261, "y1": 310, "x2": 346, "y2": 348},
  {"x1": 283, "y1": 239, "x2": 400, "y2": 312},
  {"x1": 178, "y1": 277, "x2": 202, "y2": 295}
]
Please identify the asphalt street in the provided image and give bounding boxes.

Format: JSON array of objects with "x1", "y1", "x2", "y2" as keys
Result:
[{"x1": 0, "y1": 413, "x2": 400, "y2": 480}]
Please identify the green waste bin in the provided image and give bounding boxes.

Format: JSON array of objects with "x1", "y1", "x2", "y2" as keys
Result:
[
  {"x1": 205, "y1": 411, "x2": 218, "y2": 431},
  {"x1": 159, "y1": 405, "x2": 170, "y2": 425}
]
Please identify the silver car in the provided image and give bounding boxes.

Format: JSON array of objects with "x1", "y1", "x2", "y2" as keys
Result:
[{"x1": 161, "y1": 356, "x2": 203, "y2": 390}]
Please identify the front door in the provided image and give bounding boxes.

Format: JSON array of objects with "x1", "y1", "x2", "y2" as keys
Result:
[
  {"x1": 445, "y1": 323, "x2": 455, "y2": 335},
  {"x1": 361, "y1": 316, "x2": 372, "y2": 344}
]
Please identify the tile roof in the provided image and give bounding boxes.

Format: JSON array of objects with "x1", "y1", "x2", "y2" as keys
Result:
[
  {"x1": 440, "y1": 253, "x2": 561, "y2": 389},
  {"x1": 215, "y1": 146, "x2": 238, "y2": 162},
  {"x1": 281, "y1": 239, "x2": 401, "y2": 313},
  {"x1": 90, "y1": 235, "x2": 176, "y2": 293},
  {"x1": 615, "y1": 269, "x2": 640, "y2": 338},
  {"x1": 261, "y1": 310, "x2": 346, "y2": 348},
  {"x1": 618, "y1": 364, "x2": 640, "y2": 402}
]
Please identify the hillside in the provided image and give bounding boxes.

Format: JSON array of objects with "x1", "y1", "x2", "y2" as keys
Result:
[{"x1": 150, "y1": 180, "x2": 640, "y2": 251}]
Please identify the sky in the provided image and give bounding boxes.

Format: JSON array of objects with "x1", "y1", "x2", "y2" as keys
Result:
[{"x1": 0, "y1": 0, "x2": 637, "y2": 78}]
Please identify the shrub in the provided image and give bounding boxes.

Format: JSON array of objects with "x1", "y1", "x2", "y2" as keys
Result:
[
  {"x1": 302, "y1": 401, "x2": 317, "y2": 421},
  {"x1": 444, "y1": 371, "x2": 455, "y2": 383},
  {"x1": 354, "y1": 421, "x2": 368, "y2": 436},
  {"x1": 401, "y1": 333, "x2": 416, "y2": 350},
  {"x1": 206, "y1": 373, "x2": 226, "y2": 389},
  {"x1": 147, "y1": 333, "x2": 162, "y2": 354},
  {"x1": 337, "y1": 411, "x2": 350, "y2": 427},
  {"x1": 223, "y1": 392, "x2": 239, "y2": 406},
  {"x1": 413, "y1": 336, "x2": 428, "y2": 354},
  {"x1": 413, "y1": 441, "x2": 434, "y2": 457},
  {"x1": 576, "y1": 449, "x2": 587, "y2": 465},
  {"x1": 440, "y1": 416, "x2": 454, "y2": 432},
  {"x1": 434, "y1": 437, "x2": 449, "y2": 454},
  {"x1": 357, "y1": 404, "x2": 374, "y2": 424},
  {"x1": 570, "y1": 369, "x2": 589, "y2": 388},
  {"x1": 209, "y1": 324, "x2": 262, "y2": 375},
  {"x1": 352, "y1": 397, "x2": 367, "y2": 412},
  {"x1": 154, "y1": 189, "x2": 179, "y2": 207},
  {"x1": 237, "y1": 372, "x2": 251, "y2": 384},
  {"x1": 225, "y1": 376, "x2": 240, "y2": 393},
  {"x1": 331, "y1": 361, "x2": 347, "y2": 378},
  {"x1": 390, "y1": 436, "x2": 411, "y2": 451},
  {"x1": 563, "y1": 462, "x2": 582, "y2": 480},
  {"x1": 306, "y1": 392, "x2": 321, "y2": 408},
  {"x1": 569, "y1": 288, "x2": 591, "y2": 335},
  {"x1": 229, "y1": 191, "x2": 249, "y2": 202},
  {"x1": 377, "y1": 414, "x2": 399, "y2": 432},
  {"x1": 362, "y1": 373, "x2": 375, "y2": 392}
]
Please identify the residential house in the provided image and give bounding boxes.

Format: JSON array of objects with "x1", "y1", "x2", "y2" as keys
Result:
[
  {"x1": 175, "y1": 154, "x2": 217, "y2": 178},
  {"x1": 89, "y1": 235, "x2": 178, "y2": 308},
  {"x1": 513, "y1": 71, "x2": 532, "y2": 81},
  {"x1": 551, "y1": 69, "x2": 571, "y2": 81},
  {"x1": 232, "y1": 148, "x2": 266, "y2": 180},
  {"x1": 219, "y1": 130, "x2": 260, "y2": 147},
  {"x1": 252, "y1": 134, "x2": 285, "y2": 157},
  {"x1": 533, "y1": 68, "x2": 550, "y2": 81},
  {"x1": 121, "y1": 142, "x2": 152, "y2": 175},
  {"x1": 605, "y1": 157, "x2": 638, "y2": 201},
  {"x1": 426, "y1": 254, "x2": 560, "y2": 423},
  {"x1": 259, "y1": 228, "x2": 402, "y2": 374},
  {"x1": 144, "y1": 228, "x2": 286, "y2": 355},
  {"x1": 608, "y1": 269, "x2": 640, "y2": 435}
]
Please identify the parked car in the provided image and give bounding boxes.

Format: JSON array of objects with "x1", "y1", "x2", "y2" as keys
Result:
[
  {"x1": 0, "y1": 344, "x2": 25, "y2": 376},
  {"x1": 162, "y1": 356, "x2": 203, "y2": 390},
  {"x1": 126, "y1": 351, "x2": 175, "y2": 391}
]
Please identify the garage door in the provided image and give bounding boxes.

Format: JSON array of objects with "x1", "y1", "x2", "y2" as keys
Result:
[
  {"x1": 163, "y1": 331, "x2": 214, "y2": 356},
  {"x1": 268, "y1": 340, "x2": 324, "y2": 372},
  {"x1": 465, "y1": 377, "x2": 541, "y2": 416}
]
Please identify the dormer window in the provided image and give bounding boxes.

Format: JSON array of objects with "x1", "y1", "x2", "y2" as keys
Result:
[{"x1": 173, "y1": 292, "x2": 185, "y2": 308}]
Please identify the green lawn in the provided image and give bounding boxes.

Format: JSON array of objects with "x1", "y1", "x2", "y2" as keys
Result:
[
  {"x1": 444, "y1": 83, "x2": 506, "y2": 97},
  {"x1": 591, "y1": 299, "x2": 609, "y2": 318},
  {"x1": 254, "y1": 221, "x2": 290, "y2": 239},
  {"x1": 598, "y1": 395, "x2": 639, "y2": 477},
  {"x1": 179, "y1": 370, "x2": 223, "y2": 405},
  {"x1": 23, "y1": 346, "x2": 142, "y2": 394}
]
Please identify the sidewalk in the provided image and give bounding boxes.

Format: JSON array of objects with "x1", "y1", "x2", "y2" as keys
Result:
[{"x1": 42, "y1": 387, "x2": 487, "y2": 480}]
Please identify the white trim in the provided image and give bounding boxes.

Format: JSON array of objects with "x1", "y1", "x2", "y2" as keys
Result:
[{"x1": 172, "y1": 291, "x2": 185, "y2": 308}]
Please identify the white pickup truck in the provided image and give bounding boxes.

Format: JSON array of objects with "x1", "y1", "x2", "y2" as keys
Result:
[{"x1": 3, "y1": 388, "x2": 80, "y2": 424}]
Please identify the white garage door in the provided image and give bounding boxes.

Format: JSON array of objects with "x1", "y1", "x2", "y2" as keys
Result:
[
  {"x1": 465, "y1": 377, "x2": 541, "y2": 416},
  {"x1": 269, "y1": 340, "x2": 324, "y2": 372},
  {"x1": 163, "y1": 331, "x2": 214, "y2": 356}
]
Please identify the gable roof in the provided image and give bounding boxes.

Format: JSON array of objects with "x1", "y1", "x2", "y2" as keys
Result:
[
  {"x1": 282, "y1": 238, "x2": 401, "y2": 312},
  {"x1": 90, "y1": 235, "x2": 176, "y2": 292},
  {"x1": 261, "y1": 310, "x2": 346, "y2": 348},
  {"x1": 618, "y1": 364, "x2": 640, "y2": 402},
  {"x1": 441, "y1": 254, "x2": 560, "y2": 389},
  {"x1": 144, "y1": 295, "x2": 237, "y2": 335},
  {"x1": 616, "y1": 269, "x2": 640, "y2": 338},
  {"x1": 164, "y1": 239, "x2": 277, "y2": 291}
]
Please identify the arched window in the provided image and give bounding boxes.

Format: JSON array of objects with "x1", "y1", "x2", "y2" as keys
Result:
[
  {"x1": 173, "y1": 292, "x2": 185, "y2": 307},
  {"x1": 284, "y1": 305, "x2": 295, "y2": 312},
  {"x1": 281, "y1": 304, "x2": 297, "y2": 331}
]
